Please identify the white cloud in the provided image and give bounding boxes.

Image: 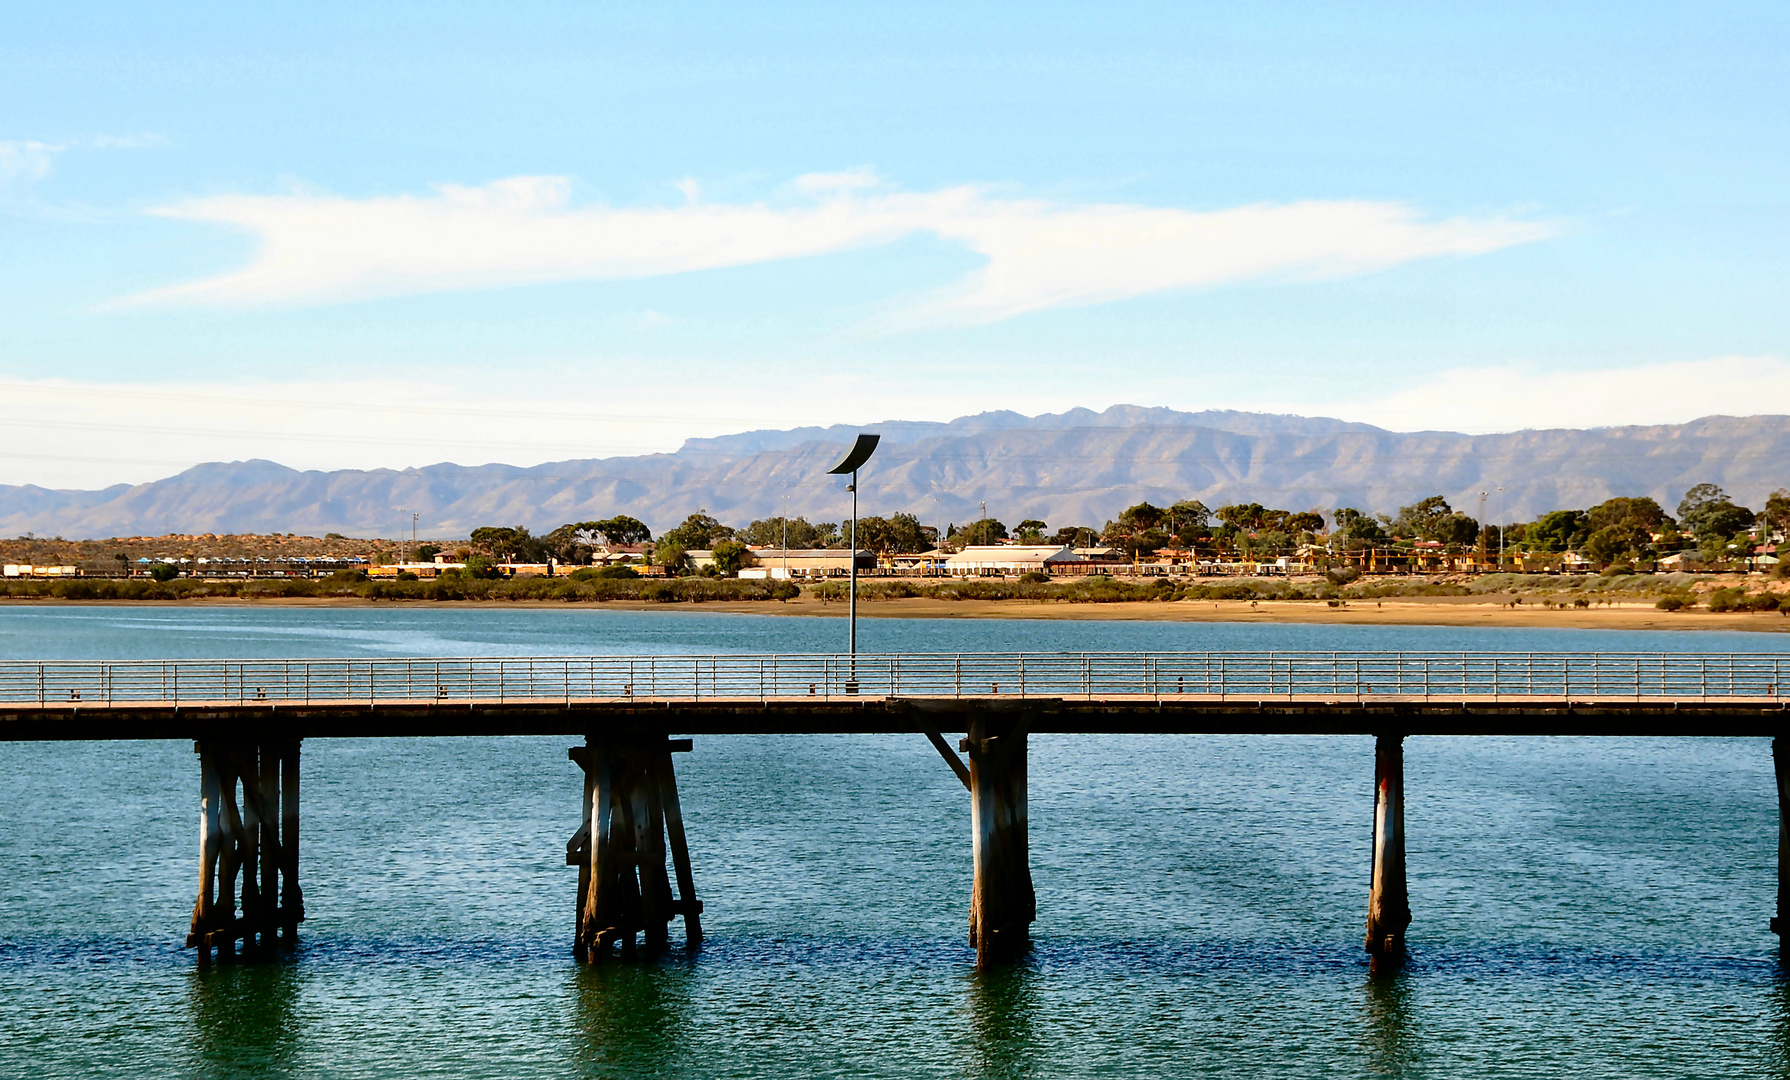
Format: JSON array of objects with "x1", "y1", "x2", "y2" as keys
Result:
[
  {"x1": 125, "y1": 172, "x2": 1553, "y2": 320},
  {"x1": 1299, "y1": 356, "x2": 1790, "y2": 434},
  {"x1": 0, "y1": 140, "x2": 64, "y2": 185},
  {"x1": 0, "y1": 375, "x2": 985, "y2": 489},
  {"x1": 0, "y1": 133, "x2": 165, "y2": 190}
]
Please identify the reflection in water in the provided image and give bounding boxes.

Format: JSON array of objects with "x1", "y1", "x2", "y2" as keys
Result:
[
  {"x1": 1363, "y1": 969, "x2": 1419, "y2": 1079},
  {"x1": 569, "y1": 961, "x2": 696, "y2": 1079},
  {"x1": 186, "y1": 963, "x2": 302, "y2": 1079},
  {"x1": 965, "y1": 965, "x2": 1040, "y2": 1080},
  {"x1": 1772, "y1": 969, "x2": 1790, "y2": 1077}
]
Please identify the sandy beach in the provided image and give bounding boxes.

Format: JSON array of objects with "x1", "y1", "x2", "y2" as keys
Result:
[{"x1": 12, "y1": 593, "x2": 1785, "y2": 632}]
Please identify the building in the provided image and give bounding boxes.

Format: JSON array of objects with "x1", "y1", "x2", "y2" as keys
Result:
[
  {"x1": 736, "y1": 549, "x2": 873, "y2": 579},
  {"x1": 943, "y1": 544, "x2": 1088, "y2": 577}
]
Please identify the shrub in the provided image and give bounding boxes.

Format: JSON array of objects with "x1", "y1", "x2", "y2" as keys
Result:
[
  {"x1": 1748, "y1": 593, "x2": 1782, "y2": 612},
  {"x1": 639, "y1": 581, "x2": 677, "y2": 603},
  {"x1": 1707, "y1": 587, "x2": 1745, "y2": 613},
  {"x1": 1018, "y1": 571, "x2": 1050, "y2": 584},
  {"x1": 395, "y1": 571, "x2": 418, "y2": 582},
  {"x1": 770, "y1": 582, "x2": 800, "y2": 601},
  {"x1": 148, "y1": 563, "x2": 180, "y2": 582},
  {"x1": 1655, "y1": 595, "x2": 1688, "y2": 611}
]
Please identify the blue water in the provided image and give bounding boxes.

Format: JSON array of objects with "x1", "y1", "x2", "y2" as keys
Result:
[{"x1": 1, "y1": 607, "x2": 1787, "y2": 1078}]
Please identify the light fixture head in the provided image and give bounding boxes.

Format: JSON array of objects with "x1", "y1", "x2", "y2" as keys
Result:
[{"x1": 827, "y1": 433, "x2": 880, "y2": 475}]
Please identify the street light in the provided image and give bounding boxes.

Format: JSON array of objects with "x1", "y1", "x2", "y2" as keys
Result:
[{"x1": 826, "y1": 433, "x2": 880, "y2": 668}]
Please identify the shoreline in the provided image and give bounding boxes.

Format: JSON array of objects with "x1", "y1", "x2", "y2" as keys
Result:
[{"x1": 3, "y1": 593, "x2": 1788, "y2": 632}]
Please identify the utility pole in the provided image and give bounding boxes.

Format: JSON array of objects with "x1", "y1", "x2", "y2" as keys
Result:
[{"x1": 1497, "y1": 486, "x2": 1509, "y2": 570}]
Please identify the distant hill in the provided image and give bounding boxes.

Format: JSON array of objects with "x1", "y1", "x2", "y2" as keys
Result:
[{"x1": 4, "y1": 406, "x2": 1789, "y2": 539}]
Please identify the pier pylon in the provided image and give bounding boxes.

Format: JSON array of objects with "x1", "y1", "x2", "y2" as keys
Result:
[
  {"x1": 569, "y1": 734, "x2": 702, "y2": 960},
  {"x1": 188, "y1": 738, "x2": 303, "y2": 966}
]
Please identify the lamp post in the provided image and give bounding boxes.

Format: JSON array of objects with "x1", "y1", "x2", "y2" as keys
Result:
[{"x1": 826, "y1": 434, "x2": 881, "y2": 673}]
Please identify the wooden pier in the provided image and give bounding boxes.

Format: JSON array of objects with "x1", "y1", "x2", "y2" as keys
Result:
[{"x1": 1, "y1": 650, "x2": 1787, "y2": 967}]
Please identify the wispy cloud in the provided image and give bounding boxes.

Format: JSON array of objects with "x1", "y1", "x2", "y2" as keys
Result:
[
  {"x1": 1299, "y1": 355, "x2": 1790, "y2": 434},
  {"x1": 0, "y1": 141, "x2": 64, "y2": 185},
  {"x1": 0, "y1": 133, "x2": 166, "y2": 189},
  {"x1": 125, "y1": 172, "x2": 1554, "y2": 321}
]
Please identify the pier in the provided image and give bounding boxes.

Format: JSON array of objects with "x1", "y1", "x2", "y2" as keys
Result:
[{"x1": 1, "y1": 650, "x2": 1787, "y2": 967}]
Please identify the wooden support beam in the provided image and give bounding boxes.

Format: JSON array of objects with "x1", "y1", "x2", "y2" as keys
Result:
[
  {"x1": 653, "y1": 752, "x2": 703, "y2": 947},
  {"x1": 258, "y1": 744, "x2": 280, "y2": 954},
  {"x1": 964, "y1": 714, "x2": 1035, "y2": 965},
  {"x1": 280, "y1": 740, "x2": 304, "y2": 944},
  {"x1": 1365, "y1": 733, "x2": 1410, "y2": 967},
  {"x1": 925, "y1": 731, "x2": 972, "y2": 792},
  {"x1": 1775, "y1": 737, "x2": 1788, "y2": 935},
  {"x1": 188, "y1": 744, "x2": 222, "y2": 967}
]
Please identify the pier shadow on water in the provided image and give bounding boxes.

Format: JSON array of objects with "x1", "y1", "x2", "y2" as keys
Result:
[
  {"x1": 568, "y1": 960, "x2": 697, "y2": 1079},
  {"x1": 185, "y1": 963, "x2": 302, "y2": 1080},
  {"x1": 1362, "y1": 969, "x2": 1419, "y2": 1080},
  {"x1": 963, "y1": 965, "x2": 1042, "y2": 1080}
]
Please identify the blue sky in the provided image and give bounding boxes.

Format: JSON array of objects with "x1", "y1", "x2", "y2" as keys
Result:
[{"x1": 3, "y1": 3, "x2": 1788, "y2": 486}]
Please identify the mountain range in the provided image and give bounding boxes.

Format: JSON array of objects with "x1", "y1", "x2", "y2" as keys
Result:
[{"x1": 5, "y1": 406, "x2": 1789, "y2": 539}]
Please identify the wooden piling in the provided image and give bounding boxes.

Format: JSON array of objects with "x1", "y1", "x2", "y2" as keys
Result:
[
  {"x1": 280, "y1": 741, "x2": 303, "y2": 943},
  {"x1": 573, "y1": 735, "x2": 702, "y2": 960},
  {"x1": 1365, "y1": 733, "x2": 1410, "y2": 965},
  {"x1": 964, "y1": 714, "x2": 1035, "y2": 965},
  {"x1": 1775, "y1": 737, "x2": 1788, "y2": 935},
  {"x1": 187, "y1": 739, "x2": 303, "y2": 965}
]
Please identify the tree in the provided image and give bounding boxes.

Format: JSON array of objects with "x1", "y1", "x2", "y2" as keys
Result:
[
  {"x1": 415, "y1": 543, "x2": 441, "y2": 562},
  {"x1": 710, "y1": 540, "x2": 755, "y2": 576},
  {"x1": 1331, "y1": 508, "x2": 1386, "y2": 548},
  {"x1": 1390, "y1": 496, "x2": 1455, "y2": 540},
  {"x1": 1052, "y1": 526, "x2": 1095, "y2": 548},
  {"x1": 1523, "y1": 510, "x2": 1588, "y2": 553},
  {"x1": 1434, "y1": 512, "x2": 1481, "y2": 548},
  {"x1": 952, "y1": 518, "x2": 1009, "y2": 547},
  {"x1": 654, "y1": 541, "x2": 693, "y2": 576},
  {"x1": 1015, "y1": 519, "x2": 1048, "y2": 543},
  {"x1": 737, "y1": 516, "x2": 830, "y2": 550},
  {"x1": 1585, "y1": 496, "x2": 1668, "y2": 534},
  {"x1": 1284, "y1": 511, "x2": 1326, "y2": 535},
  {"x1": 1103, "y1": 503, "x2": 1170, "y2": 557},
  {"x1": 595, "y1": 516, "x2": 652, "y2": 545},
  {"x1": 853, "y1": 512, "x2": 934, "y2": 553},
  {"x1": 1764, "y1": 489, "x2": 1790, "y2": 539},
  {"x1": 1677, "y1": 484, "x2": 1755, "y2": 545},
  {"x1": 1584, "y1": 526, "x2": 1640, "y2": 567},
  {"x1": 468, "y1": 526, "x2": 548, "y2": 562},
  {"x1": 661, "y1": 512, "x2": 733, "y2": 550}
]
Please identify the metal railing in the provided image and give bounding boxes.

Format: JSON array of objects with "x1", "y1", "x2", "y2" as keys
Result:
[{"x1": 0, "y1": 652, "x2": 1787, "y2": 708}]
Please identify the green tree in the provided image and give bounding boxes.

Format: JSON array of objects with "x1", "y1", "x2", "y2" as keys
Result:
[
  {"x1": 1677, "y1": 484, "x2": 1755, "y2": 546},
  {"x1": 951, "y1": 518, "x2": 1009, "y2": 547},
  {"x1": 414, "y1": 543, "x2": 441, "y2": 562},
  {"x1": 1331, "y1": 508, "x2": 1386, "y2": 548},
  {"x1": 709, "y1": 540, "x2": 755, "y2": 576},
  {"x1": 654, "y1": 541, "x2": 693, "y2": 576},
  {"x1": 468, "y1": 526, "x2": 548, "y2": 562},
  {"x1": 148, "y1": 562, "x2": 179, "y2": 582},
  {"x1": 1523, "y1": 510, "x2": 1589, "y2": 553},
  {"x1": 1103, "y1": 503, "x2": 1170, "y2": 557},
  {"x1": 462, "y1": 555, "x2": 501, "y2": 579},
  {"x1": 1390, "y1": 496, "x2": 1456, "y2": 540},
  {"x1": 1015, "y1": 518, "x2": 1048, "y2": 543},
  {"x1": 1763, "y1": 489, "x2": 1790, "y2": 538},
  {"x1": 853, "y1": 512, "x2": 934, "y2": 553},
  {"x1": 737, "y1": 516, "x2": 832, "y2": 549},
  {"x1": 1052, "y1": 526, "x2": 1096, "y2": 548},
  {"x1": 1586, "y1": 496, "x2": 1668, "y2": 534},
  {"x1": 662, "y1": 512, "x2": 733, "y2": 550}
]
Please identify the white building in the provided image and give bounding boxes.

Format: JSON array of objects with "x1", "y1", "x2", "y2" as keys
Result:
[{"x1": 943, "y1": 544, "x2": 1087, "y2": 577}]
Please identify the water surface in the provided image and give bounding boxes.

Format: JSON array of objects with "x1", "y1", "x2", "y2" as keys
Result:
[{"x1": 0, "y1": 607, "x2": 1785, "y2": 1078}]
